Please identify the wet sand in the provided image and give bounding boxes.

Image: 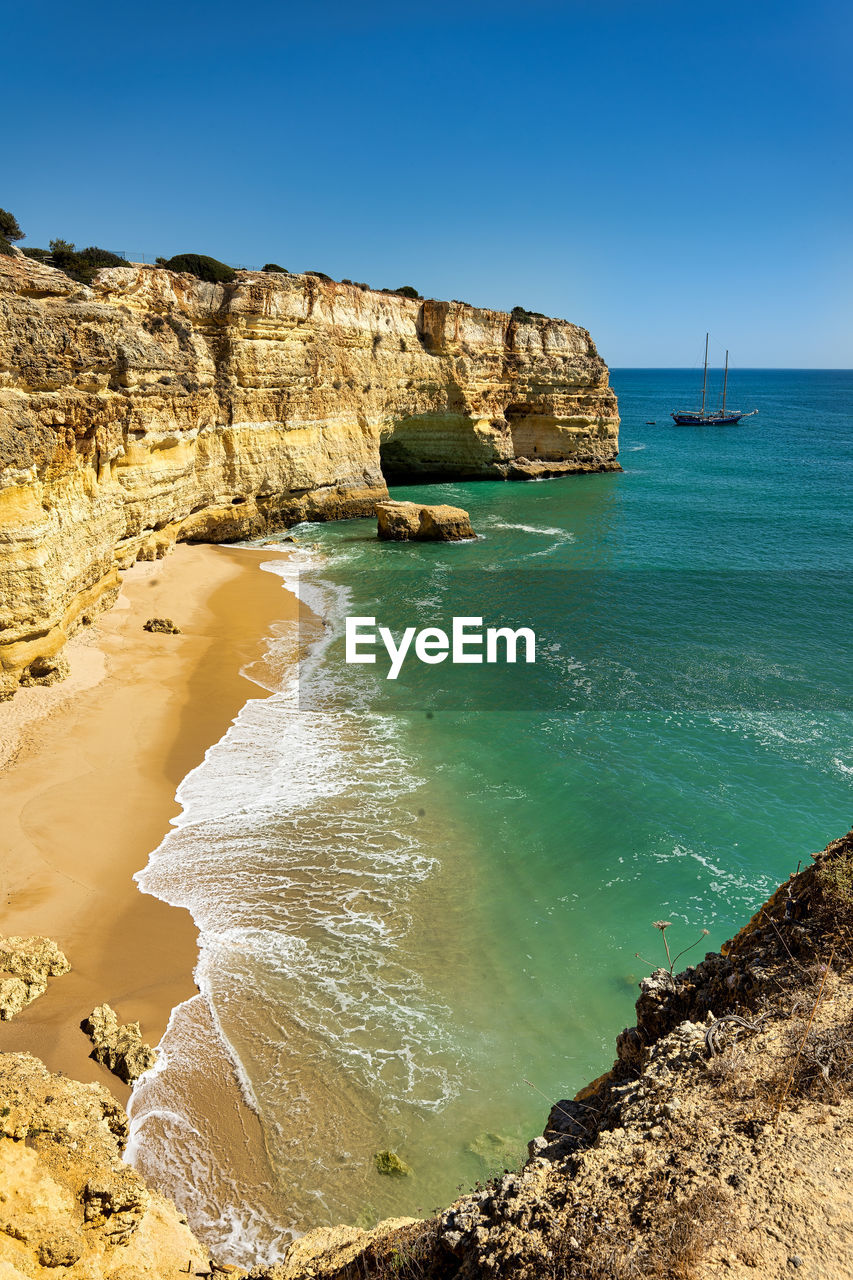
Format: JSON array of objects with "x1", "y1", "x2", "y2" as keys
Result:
[{"x1": 0, "y1": 542, "x2": 300, "y2": 1103}]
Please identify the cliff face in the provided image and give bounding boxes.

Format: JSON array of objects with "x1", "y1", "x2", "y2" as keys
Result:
[{"x1": 0, "y1": 253, "x2": 619, "y2": 696}]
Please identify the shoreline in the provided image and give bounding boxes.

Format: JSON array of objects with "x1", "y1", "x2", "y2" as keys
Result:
[{"x1": 0, "y1": 541, "x2": 302, "y2": 1104}]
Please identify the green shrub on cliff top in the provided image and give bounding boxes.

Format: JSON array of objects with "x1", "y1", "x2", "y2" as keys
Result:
[
  {"x1": 162, "y1": 253, "x2": 236, "y2": 284},
  {"x1": 263, "y1": 263, "x2": 288, "y2": 273},
  {"x1": 511, "y1": 305, "x2": 547, "y2": 321},
  {"x1": 49, "y1": 241, "x2": 127, "y2": 284},
  {"x1": 0, "y1": 236, "x2": 14, "y2": 257},
  {"x1": 393, "y1": 285, "x2": 421, "y2": 299},
  {"x1": 0, "y1": 209, "x2": 24, "y2": 243}
]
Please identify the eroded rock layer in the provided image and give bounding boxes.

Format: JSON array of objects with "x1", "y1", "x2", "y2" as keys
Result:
[{"x1": 0, "y1": 254, "x2": 618, "y2": 695}]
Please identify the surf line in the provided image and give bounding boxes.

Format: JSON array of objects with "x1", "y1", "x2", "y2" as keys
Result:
[{"x1": 345, "y1": 615, "x2": 536, "y2": 680}]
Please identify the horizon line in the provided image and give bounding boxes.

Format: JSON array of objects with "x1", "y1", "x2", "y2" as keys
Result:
[{"x1": 608, "y1": 366, "x2": 852, "y2": 372}]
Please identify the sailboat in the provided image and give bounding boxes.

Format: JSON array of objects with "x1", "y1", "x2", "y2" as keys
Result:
[{"x1": 671, "y1": 335, "x2": 757, "y2": 425}]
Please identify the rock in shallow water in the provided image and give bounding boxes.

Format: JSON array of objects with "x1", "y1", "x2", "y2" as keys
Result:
[
  {"x1": 376, "y1": 500, "x2": 476, "y2": 542},
  {"x1": 373, "y1": 1148, "x2": 413, "y2": 1176}
]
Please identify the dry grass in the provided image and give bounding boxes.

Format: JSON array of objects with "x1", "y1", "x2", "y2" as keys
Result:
[
  {"x1": 349, "y1": 1219, "x2": 443, "y2": 1280},
  {"x1": 546, "y1": 1184, "x2": 732, "y2": 1280},
  {"x1": 776, "y1": 1011, "x2": 853, "y2": 1103},
  {"x1": 705, "y1": 1043, "x2": 755, "y2": 1103}
]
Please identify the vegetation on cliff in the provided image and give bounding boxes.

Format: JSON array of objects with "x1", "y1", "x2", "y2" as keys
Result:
[
  {"x1": 47, "y1": 241, "x2": 128, "y2": 284},
  {"x1": 158, "y1": 252, "x2": 237, "y2": 283},
  {"x1": 0, "y1": 206, "x2": 530, "y2": 307},
  {"x1": 0, "y1": 207, "x2": 23, "y2": 256}
]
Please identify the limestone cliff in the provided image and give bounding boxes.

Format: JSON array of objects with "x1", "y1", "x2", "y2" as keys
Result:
[{"x1": 0, "y1": 253, "x2": 618, "y2": 696}]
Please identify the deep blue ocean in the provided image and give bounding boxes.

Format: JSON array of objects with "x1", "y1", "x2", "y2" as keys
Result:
[{"x1": 130, "y1": 369, "x2": 852, "y2": 1264}]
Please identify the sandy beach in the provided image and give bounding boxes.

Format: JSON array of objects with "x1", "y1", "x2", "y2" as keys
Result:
[{"x1": 0, "y1": 542, "x2": 301, "y2": 1103}]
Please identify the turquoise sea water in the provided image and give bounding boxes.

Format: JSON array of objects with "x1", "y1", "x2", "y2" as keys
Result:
[{"x1": 130, "y1": 370, "x2": 852, "y2": 1264}]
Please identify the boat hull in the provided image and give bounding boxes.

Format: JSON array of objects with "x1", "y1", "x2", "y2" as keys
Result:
[{"x1": 671, "y1": 411, "x2": 744, "y2": 426}]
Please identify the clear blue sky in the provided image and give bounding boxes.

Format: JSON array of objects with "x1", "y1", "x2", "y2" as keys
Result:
[{"x1": 4, "y1": 0, "x2": 851, "y2": 366}]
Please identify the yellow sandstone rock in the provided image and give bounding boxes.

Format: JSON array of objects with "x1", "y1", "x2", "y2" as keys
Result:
[
  {"x1": 0, "y1": 255, "x2": 619, "y2": 697},
  {"x1": 0, "y1": 937, "x2": 70, "y2": 1021},
  {"x1": 376, "y1": 500, "x2": 476, "y2": 541},
  {"x1": 273, "y1": 1218, "x2": 419, "y2": 1279},
  {"x1": 0, "y1": 1052, "x2": 209, "y2": 1278}
]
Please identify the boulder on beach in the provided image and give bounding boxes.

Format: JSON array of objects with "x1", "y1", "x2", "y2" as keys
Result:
[
  {"x1": 81, "y1": 1004, "x2": 157, "y2": 1084},
  {"x1": 0, "y1": 936, "x2": 70, "y2": 1020},
  {"x1": 376, "y1": 500, "x2": 475, "y2": 542},
  {"x1": 19, "y1": 655, "x2": 70, "y2": 688},
  {"x1": 142, "y1": 617, "x2": 181, "y2": 634}
]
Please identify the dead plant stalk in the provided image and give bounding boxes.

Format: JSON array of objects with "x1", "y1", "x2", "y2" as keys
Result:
[{"x1": 772, "y1": 948, "x2": 834, "y2": 1128}]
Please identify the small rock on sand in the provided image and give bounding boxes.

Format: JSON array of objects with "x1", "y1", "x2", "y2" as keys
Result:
[{"x1": 142, "y1": 617, "x2": 181, "y2": 634}]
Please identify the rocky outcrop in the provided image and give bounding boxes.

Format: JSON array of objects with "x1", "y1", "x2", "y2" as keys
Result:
[
  {"x1": 376, "y1": 500, "x2": 476, "y2": 541},
  {"x1": 81, "y1": 1004, "x2": 157, "y2": 1084},
  {"x1": 0, "y1": 1051, "x2": 209, "y2": 1277},
  {"x1": 0, "y1": 253, "x2": 619, "y2": 696},
  {"x1": 0, "y1": 936, "x2": 69, "y2": 1020},
  {"x1": 248, "y1": 1219, "x2": 421, "y2": 1280}
]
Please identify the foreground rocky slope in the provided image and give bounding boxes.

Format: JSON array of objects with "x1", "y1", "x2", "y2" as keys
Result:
[
  {"x1": 3, "y1": 831, "x2": 851, "y2": 1279},
  {"x1": 260, "y1": 827, "x2": 853, "y2": 1280},
  {"x1": 0, "y1": 1052, "x2": 209, "y2": 1277},
  {"x1": 0, "y1": 253, "x2": 619, "y2": 695}
]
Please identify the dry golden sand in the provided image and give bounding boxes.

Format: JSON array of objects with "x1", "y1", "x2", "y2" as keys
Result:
[{"x1": 0, "y1": 543, "x2": 301, "y2": 1104}]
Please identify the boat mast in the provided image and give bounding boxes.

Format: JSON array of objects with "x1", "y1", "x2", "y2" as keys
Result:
[
  {"x1": 722, "y1": 349, "x2": 729, "y2": 415},
  {"x1": 701, "y1": 332, "x2": 709, "y2": 415}
]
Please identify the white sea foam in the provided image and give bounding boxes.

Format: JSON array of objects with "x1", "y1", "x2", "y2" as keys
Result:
[
  {"x1": 484, "y1": 517, "x2": 576, "y2": 540},
  {"x1": 648, "y1": 842, "x2": 777, "y2": 919},
  {"x1": 129, "y1": 541, "x2": 460, "y2": 1262},
  {"x1": 480, "y1": 517, "x2": 576, "y2": 559},
  {"x1": 709, "y1": 710, "x2": 849, "y2": 777}
]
